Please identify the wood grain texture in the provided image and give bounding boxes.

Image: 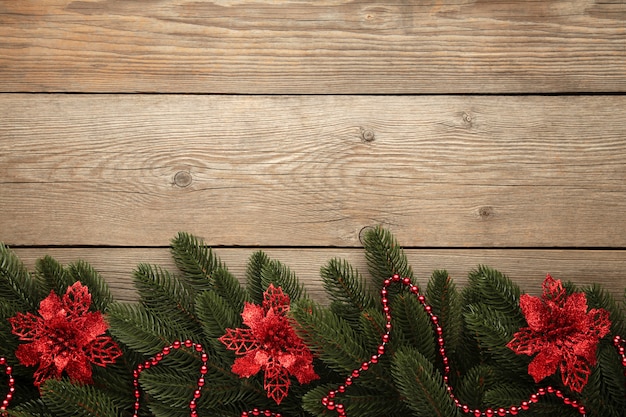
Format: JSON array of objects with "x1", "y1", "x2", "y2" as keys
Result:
[
  {"x1": 1, "y1": 0, "x2": 625, "y2": 93},
  {"x1": 2, "y1": 94, "x2": 626, "y2": 247},
  {"x1": 12, "y1": 247, "x2": 626, "y2": 303}
]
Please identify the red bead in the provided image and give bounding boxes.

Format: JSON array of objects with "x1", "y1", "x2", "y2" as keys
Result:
[
  {"x1": 530, "y1": 394, "x2": 538, "y2": 403},
  {"x1": 195, "y1": 343, "x2": 203, "y2": 352},
  {"x1": 338, "y1": 385, "x2": 346, "y2": 393},
  {"x1": 352, "y1": 369, "x2": 360, "y2": 378},
  {"x1": 410, "y1": 285, "x2": 419, "y2": 294},
  {"x1": 371, "y1": 355, "x2": 379, "y2": 364},
  {"x1": 173, "y1": 340, "x2": 181, "y2": 349},
  {"x1": 265, "y1": 410, "x2": 272, "y2": 416},
  {"x1": 200, "y1": 365, "x2": 208, "y2": 374},
  {"x1": 578, "y1": 406, "x2": 586, "y2": 415},
  {"x1": 402, "y1": 277, "x2": 411, "y2": 285},
  {"x1": 497, "y1": 408, "x2": 506, "y2": 416},
  {"x1": 361, "y1": 362, "x2": 369, "y2": 370},
  {"x1": 185, "y1": 339, "x2": 193, "y2": 348},
  {"x1": 509, "y1": 406, "x2": 518, "y2": 415},
  {"x1": 521, "y1": 401, "x2": 529, "y2": 410},
  {"x1": 473, "y1": 409, "x2": 482, "y2": 417},
  {"x1": 392, "y1": 274, "x2": 400, "y2": 281},
  {"x1": 485, "y1": 409, "x2": 494, "y2": 417},
  {"x1": 462, "y1": 405, "x2": 470, "y2": 413},
  {"x1": 326, "y1": 400, "x2": 335, "y2": 410}
]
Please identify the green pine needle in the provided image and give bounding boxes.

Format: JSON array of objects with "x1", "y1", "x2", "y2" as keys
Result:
[
  {"x1": 41, "y1": 379, "x2": 119, "y2": 417},
  {"x1": 362, "y1": 226, "x2": 414, "y2": 288},
  {"x1": 260, "y1": 259, "x2": 306, "y2": 302},
  {"x1": 170, "y1": 232, "x2": 223, "y2": 292},
  {"x1": 391, "y1": 294, "x2": 436, "y2": 363},
  {"x1": 0, "y1": 242, "x2": 43, "y2": 312},
  {"x1": 67, "y1": 260, "x2": 113, "y2": 311},
  {"x1": 392, "y1": 347, "x2": 460, "y2": 417},
  {"x1": 321, "y1": 258, "x2": 377, "y2": 324},
  {"x1": 291, "y1": 299, "x2": 368, "y2": 374},
  {"x1": 245, "y1": 251, "x2": 270, "y2": 304},
  {"x1": 35, "y1": 256, "x2": 72, "y2": 298}
]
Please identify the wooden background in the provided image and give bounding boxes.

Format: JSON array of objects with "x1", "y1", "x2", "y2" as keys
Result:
[{"x1": 1, "y1": 0, "x2": 625, "y2": 303}]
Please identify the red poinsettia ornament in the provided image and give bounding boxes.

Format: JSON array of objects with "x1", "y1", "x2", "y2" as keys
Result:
[
  {"x1": 219, "y1": 284, "x2": 319, "y2": 404},
  {"x1": 507, "y1": 274, "x2": 611, "y2": 392},
  {"x1": 9, "y1": 282, "x2": 122, "y2": 388}
]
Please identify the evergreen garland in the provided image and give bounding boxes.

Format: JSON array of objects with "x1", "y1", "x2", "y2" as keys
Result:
[{"x1": 0, "y1": 226, "x2": 622, "y2": 417}]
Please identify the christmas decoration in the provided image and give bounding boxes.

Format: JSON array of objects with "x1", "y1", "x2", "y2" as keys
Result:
[
  {"x1": 0, "y1": 228, "x2": 624, "y2": 417},
  {"x1": 507, "y1": 275, "x2": 611, "y2": 393},
  {"x1": 219, "y1": 284, "x2": 319, "y2": 404},
  {"x1": 8, "y1": 282, "x2": 122, "y2": 388}
]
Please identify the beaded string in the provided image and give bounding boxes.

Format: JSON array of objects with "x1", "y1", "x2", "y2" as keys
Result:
[
  {"x1": 0, "y1": 357, "x2": 14, "y2": 416},
  {"x1": 321, "y1": 274, "x2": 626, "y2": 417},
  {"x1": 132, "y1": 339, "x2": 209, "y2": 417}
]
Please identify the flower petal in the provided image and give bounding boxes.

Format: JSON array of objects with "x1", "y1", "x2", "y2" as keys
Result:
[
  {"x1": 38, "y1": 291, "x2": 64, "y2": 321},
  {"x1": 9, "y1": 312, "x2": 41, "y2": 340},
  {"x1": 519, "y1": 294, "x2": 547, "y2": 331},
  {"x1": 62, "y1": 282, "x2": 92, "y2": 317},
  {"x1": 527, "y1": 349, "x2": 561, "y2": 383},
  {"x1": 264, "y1": 359, "x2": 290, "y2": 405},
  {"x1": 219, "y1": 328, "x2": 259, "y2": 354},
  {"x1": 231, "y1": 353, "x2": 262, "y2": 378}
]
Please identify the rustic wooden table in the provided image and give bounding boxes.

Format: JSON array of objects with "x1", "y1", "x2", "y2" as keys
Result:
[{"x1": 1, "y1": 1, "x2": 625, "y2": 301}]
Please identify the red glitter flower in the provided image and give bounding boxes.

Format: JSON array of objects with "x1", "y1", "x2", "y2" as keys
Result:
[
  {"x1": 9, "y1": 282, "x2": 122, "y2": 387},
  {"x1": 219, "y1": 284, "x2": 319, "y2": 404},
  {"x1": 507, "y1": 274, "x2": 611, "y2": 392}
]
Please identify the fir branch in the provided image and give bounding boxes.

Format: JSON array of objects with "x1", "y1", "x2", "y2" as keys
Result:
[
  {"x1": 41, "y1": 379, "x2": 119, "y2": 417},
  {"x1": 463, "y1": 303, "x2": 531, "y2": 379},
  {"x1": 260, "y1": 259, "x2": 306, "y2": 302},
  {"x1": 362, "y1": 226, "x2": 414, "y2": 288},
  {"x1": 0, "y1": 242, "x2": 43, "y2": 312},
  {"x1": 35, "y1": 255, "x2": 72, "y2": 298},
  {"x1": 392, "y1": 347, "x2": 461, "y2": 417},
  {"x1": 454, "y1": 364, "x2": 499, "y2": 409},
  {"x1": 107, "y1": 302, "x2": 182, "y2": 356},
  {"x1": 582, "y1": 342, "x2": 626, "y2": 417},
  {"x1": 291, "y1": 300, "x2": 368, "y2": 374},
  {"x1": 67, "y1": 260, "x2": 113, "y2": 312},
  {"x1": 321, "y1": 258, "x2": 377, "y2": 325},
  {"x1": 426, "y1": 270, "x2": 462, "y2": 364},
  {"x1": 391, "y1": 294, "x2": 436, "y2": 363},
  {"x1": 195, "y1": 290, "x2": 241, "y2": 364},
  {"x1": 463, "y1": 266, "x2": 524, "y2": 324},
  {"x1": 132, "y1": 264, "x2": 204, "y2": 341},
  {"x1": 133, "y1": 264, "x2": 195, "y2": 319},
  {"x1": 246, "y1": 251, "x2": 270, "y2": 304},
  {"x1": 211, "y1": 267, "x2": 250, "y2": 314},
  {"x1": 170, "y1": 232, "x2": 222, "y2": 292}
]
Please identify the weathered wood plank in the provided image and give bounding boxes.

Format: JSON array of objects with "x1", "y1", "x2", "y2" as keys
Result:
[
  {"x1": 1, "y1": 1, "x2": 624, "y2": 93},
  {"x1": 11, "y1": 247, "x2": 626, "y2": 303},
  {"x1": 2, "y1": 94, "x2": 626, "y2": 247}
]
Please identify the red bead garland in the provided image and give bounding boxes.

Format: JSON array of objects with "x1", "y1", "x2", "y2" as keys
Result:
[
  {"x1": 132, "y1": 340, "x2": 208, "y2": 417},
  {"x1": 0, "y1": 357, "x2": 14, "y2": 416},
  {"x1": 321, "y1": 274, "x2": 626, "y2": 417}
]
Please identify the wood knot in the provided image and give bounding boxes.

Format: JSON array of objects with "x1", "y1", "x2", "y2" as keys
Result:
[
  {"x1": 360, "y1": 128, "x2": 376, "y2": 142},
  {"x1": 173, "y1": 171, "x2": 192, "y2": 188},
  {"x1": 477, "y1": 206, "x2": 495, "y2": 219}
]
